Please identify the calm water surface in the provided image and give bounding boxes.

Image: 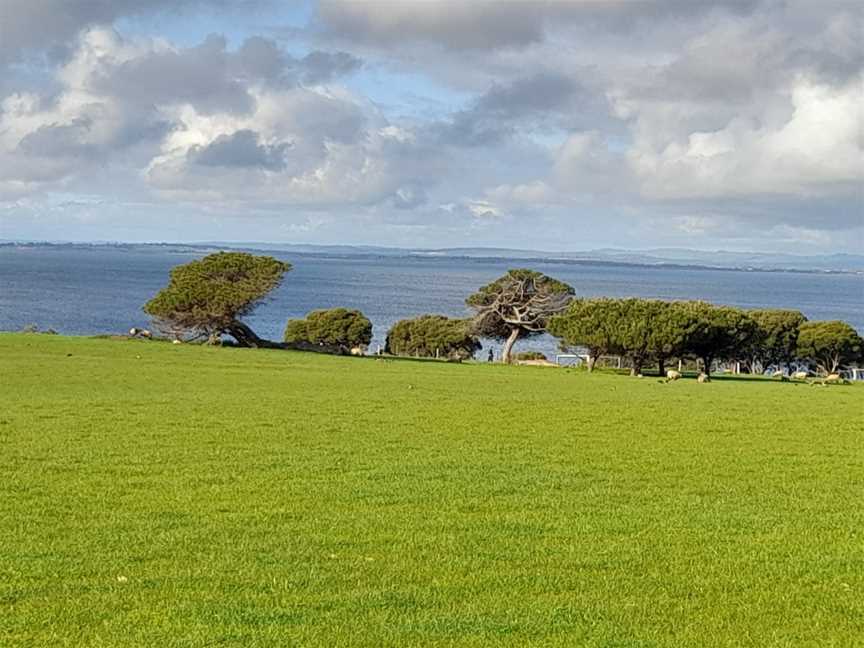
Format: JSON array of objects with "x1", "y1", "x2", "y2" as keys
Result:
[{"x1": 1, "y1": 247, "x2": 862, "y2": 357}]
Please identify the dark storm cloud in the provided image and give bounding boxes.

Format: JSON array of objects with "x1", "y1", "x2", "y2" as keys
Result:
[
  {"x1": 433, "y1": 72, "x2": 607, "y2": 146},
  {"x1": 298, "y1": 51, "x2": 362, "y2": 84},
  {"x1": 87, "y1": 35, "x2": 362, "y2": 116},
  {"x1": 315, "y1": 0, "x2": 762, "y2": 51},
  {"x1": 17, "y1": 118, "x2": 96, "y2": 158},
  {"x1": 0, "y1": 0, "x2": 234, "y2": 65},
  {"x1": 190, "y1": 130, "x2": 290, "y2": 171},
  {"x1": 93, "y1": 35, "x2": 256, "y2": 115}
]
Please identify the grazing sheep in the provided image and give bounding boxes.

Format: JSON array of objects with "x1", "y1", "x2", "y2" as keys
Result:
[
  {"x1": 771, "y1": 370, "x2": 784, "y2": 378},
  {"x1": 825, "y1": 373, "x2": 842, "y2": 383},
  {"x1": 697, "y1": 372, "x2": 710, "y2": 383},
  {"x1": 792, "y1": 371, "x2": 808, "y2": 380},
  {"x1": 172, "y1": 339, "x2": 182, "y2": 345},
  {"x1": 665, "y1": 369, "x2": 682, "y2": 382},
  {"x1": 140, "y1": 329, "x2": 152, "y2": 339}
]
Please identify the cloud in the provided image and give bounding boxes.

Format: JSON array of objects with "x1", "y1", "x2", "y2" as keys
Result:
[
  {"x1": 1, "y1": 0, "x2": 861, "y2": 252},
  {"x1": 315, "y1": 0, "x2": 761, "y2": 51},
  {"x1": 190, "y1": 129, "x2": 290, "y2": 170},
  {"x1": 0, "y1": 28, "x2": 375, "y2": 200},
  {"x1": 431, "y1": 71, "x2": 608, "y2": 146},
  {"x1": 0, "y1": 0, "x2": 223, "y2": 65}
]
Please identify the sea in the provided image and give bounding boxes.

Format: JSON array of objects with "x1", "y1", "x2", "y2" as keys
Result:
[{"x1": 1, "y1": 245, "x2": 862, "y2": 358}]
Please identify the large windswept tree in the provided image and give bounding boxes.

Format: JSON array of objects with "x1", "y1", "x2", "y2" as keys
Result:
[
  {"x1": 467, "y1": 269, "x2": 574, "y2": 364},
  {"x1": 144, "y1": 252, "x2": 290, "y2": 347}
]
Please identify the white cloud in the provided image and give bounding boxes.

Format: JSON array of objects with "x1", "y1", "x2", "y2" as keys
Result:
[{"x1": 627, "y1": 76, "x2": 863, "y2": 200}]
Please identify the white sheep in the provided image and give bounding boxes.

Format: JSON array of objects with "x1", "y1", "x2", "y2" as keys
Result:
[
  {"x1": 697, "y1": 372, "x2": 710, "y2": 383},
  {"x1": 792, "y1": 371, "x2": 808, "y2": 380},
  {"x1": 666, "y1": 369, "x2": 682, "y2": 382}
]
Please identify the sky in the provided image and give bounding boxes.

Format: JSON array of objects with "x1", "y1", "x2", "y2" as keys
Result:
[{"x1": 0, "y1": 0, "x2": 861, "y2": 252}]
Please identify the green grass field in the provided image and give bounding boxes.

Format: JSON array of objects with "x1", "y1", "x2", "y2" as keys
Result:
[{"x1": 1, "y1": 334, "x2": 862, "y2": 647}]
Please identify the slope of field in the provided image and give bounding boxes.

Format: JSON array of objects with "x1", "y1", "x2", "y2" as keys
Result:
[{"x1": 1, "y1": 334, "x2": 862, "y2": 647}]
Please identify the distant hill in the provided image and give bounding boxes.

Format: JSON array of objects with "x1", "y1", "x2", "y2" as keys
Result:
[{"x1": 3, "y1": 240, "x2": 863, "y2": 273}]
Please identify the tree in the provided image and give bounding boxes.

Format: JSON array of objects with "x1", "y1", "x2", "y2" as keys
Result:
[
  {"x1": 746, "y1": 309, "x2": 807, "y2": 372},
  {"x1": 679, "y1": 302, "x2": 759, "y2": 376},
  {"x1": 467, "y1": 269, "x2": 574, "y2": 364},
  {"x1": 548, "y1": 298, "x2": 624, "y2": 371},
  {"x1": 796, "y1": 320, "x2": 863, "y2": 375},
  {"x1": 284, "y1": 308, "x2": 372, "y2": 354},
  {"x1": 144, "y1": 252, "x2": 290, "y2": 347},
  {"x1": 615, "y1": 299, "x2": 697, "y2": 376},
  {"x1": 646, "y1": 301, "x2": 697, "y2": 376},
  {"x1": 385, "y1": 315, "x2": 481, "y2": 361}
]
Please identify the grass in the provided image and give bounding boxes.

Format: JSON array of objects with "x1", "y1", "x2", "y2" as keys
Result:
[{"x1": 1, "y1": 333, "x2": 862, "y2": 647}]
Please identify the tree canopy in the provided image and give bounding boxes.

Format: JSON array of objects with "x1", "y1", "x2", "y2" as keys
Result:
[
  {"x1": 548, "y1": 298, "x2": 624, "y2": 371},
  {"x1": 283, "y1": 308, "x2": 372, "y2": 353},
  {"x1": 678, "y1": 302, "x2": 759, "y2": 375},
  {"x1": 467, "y1": 269, "x2": 574, "y2": 363},
  {"x1": 796, "y1": 320, "x2": 863, "y2": 374},
  {"x1": 144, "y1": 252, "x2": 290, "y2": 346},
  {"x1": 385, "y1": 315, "x2": 481, "y2": 361},
  {"x1": 550, "y1": 298, "x2": 766, "y2": 375},
  {"x1": 746, "y1": 309, "x2": 807, "y2": 371}
]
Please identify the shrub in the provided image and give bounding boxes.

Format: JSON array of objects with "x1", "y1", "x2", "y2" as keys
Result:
[
  {"x1": 514, "y1": 351, "x2": 547, "y2": 361},
  {"x1": 284, "y1": 308, "x2": 372, "y2": 353},
  {"x1": 386, "y1": 315, "x2": 480, "y2": 361}
]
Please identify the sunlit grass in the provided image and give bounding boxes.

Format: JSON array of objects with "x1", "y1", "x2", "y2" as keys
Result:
[{"x1": 1, "y1": 334, "x2": 862, "y2": 647}]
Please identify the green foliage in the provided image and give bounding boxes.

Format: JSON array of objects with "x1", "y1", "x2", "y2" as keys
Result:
[
  {"x1": 385, "y1": 315, "x2": 480, "y2": 360},
  {"x1": 144, "y1": 252, "x2": 290, "y2": 344},
  {"x1": 3, "y1": 333, "x2": 863, "y2": 646},
  {"x1": 797, "y1": 320, "x2": 863, "y2": 374},
  {"x1": 551, "y1": 298, "x2": 765, "y2": 375},
  {"x1": 467, "y1": 269, "x2": 574, "y2": 363},
  {"x1": 676, "y1": 301, "x2": 759, "y2": 375},
  {"x1": 747, "y1": 309, "x2": 807, "y2": 368},
  {"x1": 548, "y1": 298, "x2": 624, "y2": 369},
  {"x1": 283, "y1": 308, "x2": 373, "y2": 352}
]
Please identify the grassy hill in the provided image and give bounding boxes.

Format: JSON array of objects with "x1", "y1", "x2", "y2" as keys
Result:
[{"x1": 1, "y1": 334, "x2": 862, "y2": 647}]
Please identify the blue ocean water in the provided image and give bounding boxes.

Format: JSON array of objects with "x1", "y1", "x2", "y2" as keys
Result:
[{"x1": 1, "y1": 246, "x2": 862, "y2": 357}]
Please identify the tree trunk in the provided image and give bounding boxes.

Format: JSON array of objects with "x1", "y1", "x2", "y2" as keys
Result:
[
  {"x1": 701, "y1": 355, "x2": 713, "y2": 376},
  {"x1": 226, "y1": 320, "x2": 280, "y2": 348},
  {"x1": 501, "y1": 328, "x2": 521, "y2": 364},
  {"x1": 657, "y1": 357, "x2": 666, "y2": 377},
  {"x1": 587, "y1": 355, "x2": 596, "y2": 372}
]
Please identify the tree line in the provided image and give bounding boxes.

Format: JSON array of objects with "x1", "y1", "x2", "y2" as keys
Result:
[{"x1": 143, "y1": 252, "x2": 863, "y2": 377}]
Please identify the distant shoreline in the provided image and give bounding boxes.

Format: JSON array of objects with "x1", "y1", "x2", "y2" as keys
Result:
[{"x1": 3, "y1": 240, "x2": 862, "y2": 277}]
